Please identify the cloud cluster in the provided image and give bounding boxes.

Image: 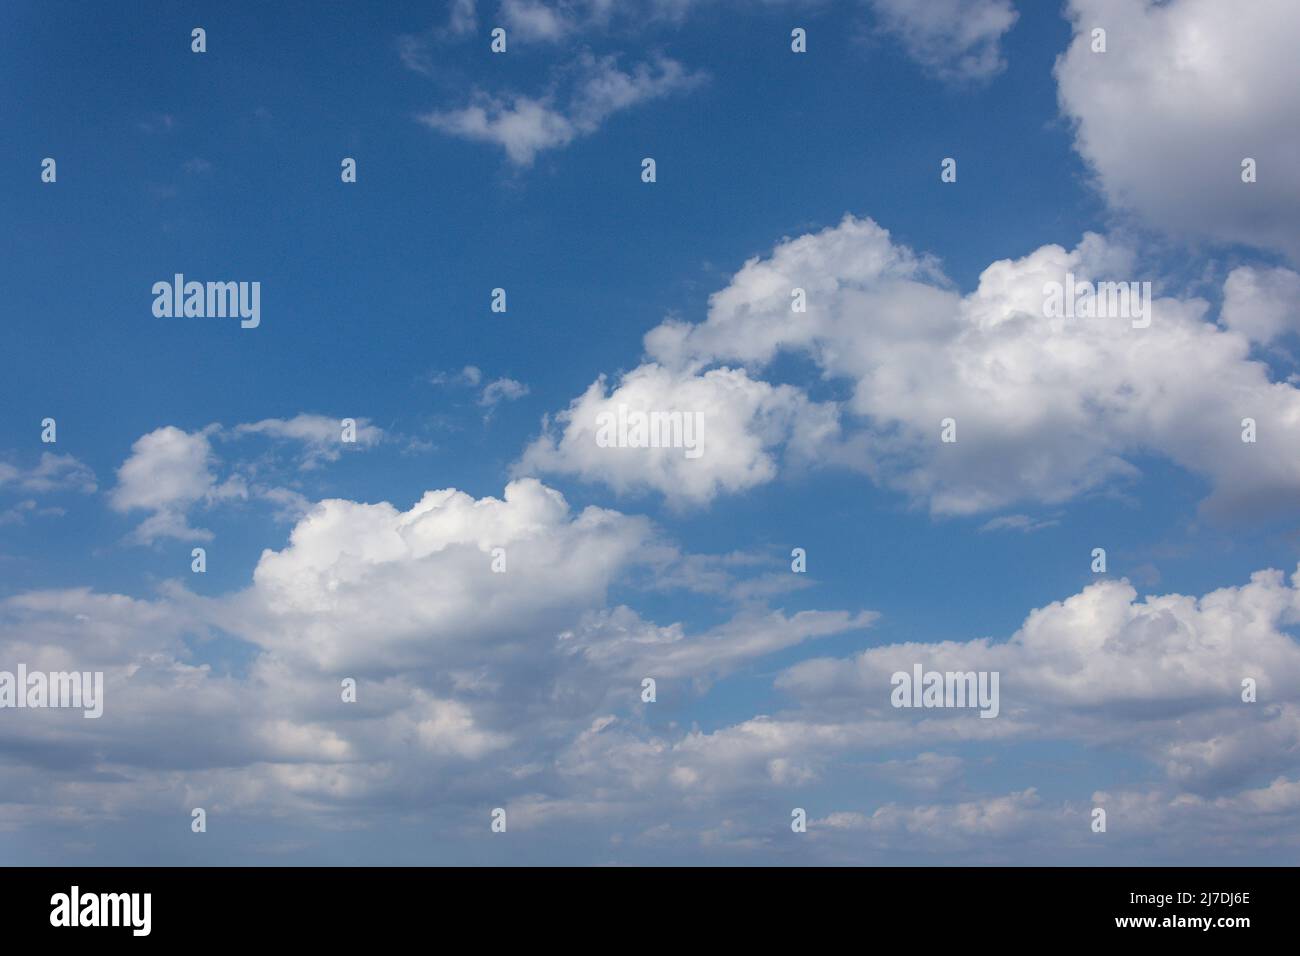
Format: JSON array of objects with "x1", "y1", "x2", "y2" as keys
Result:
[
  {"x1": 108, "y1": 416, "x2": 386, "y2": 543},
  {"x1": 528, "y1": 214, "x2": 1300, "y2": 519},
  {"x1": 7, "y1": 445, "x2": 1300, "y2": 859}
]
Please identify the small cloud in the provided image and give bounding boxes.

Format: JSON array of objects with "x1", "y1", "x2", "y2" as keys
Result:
[
  {"x1": 398, "y1": 0, "x2": 478, "y2": 75},
  {"x1": 864, "y1": 0, "x2": 1018, "y2": 82},
  {"x1": 137, "y1": 113, "x2": 176, "y2": 134},
  {"x1": 430, "y1": 366, "x2": 483, "y2": 388},
  {"x1": 977, "y1": 514, "x2": 1060, "y2": 534},
  {"x1": 110, "y1": 425, "x2": 244, "y2": 545},
  {"x1": 418, "y1": 53, "x2": 706, "y2": 166},
  {"x1": 0, "y1": 452, "x2": 97, "y2": 496},
  {"x1": 479, "y1": 377, "x2": 530, "y2": 408},
  {"x1": 0, "y1": 500, "x2": 64, "y2": 527},
  {"x1": 231, "y1": 414, "x2": 384, "y2": 468}
]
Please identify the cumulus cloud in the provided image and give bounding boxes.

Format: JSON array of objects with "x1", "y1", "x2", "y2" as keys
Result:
[
  {"x1": 109, "y1": 426, "x2": 245, "y2": 543},
  {"x1": 418, "y1": 53, "x2": 705, "y2": 165},
  {"x1": 526, "y1": 566, "x2": 1300, "y2": 858},
  {"x1": 1056, "y1": 0, "x2": 1300, "y2": 262},
  {"x1": 518, "y1": 362, "x2": 841, "y2": 505},
  {"x1": 6, "y1": 491, "x2": 1300, "y2": 860},
  {"x1": 1222, "y1": 265, "x2": 1300, "y2": 345},
  {"x1": 232, "y1": 477, "x2": 654, "y2": 673},
  {"x1": 543, "y1": 214, "x2": 1300, "y2": 519},
  {"x1": 109, "y1": 416, "x2": 383, "y2": 543},
  {"x1": 777, "y1": 567, "x2": 1300, "y2": 791},
  {"x1": 0, "y1": 477, "x2": 881, "y2": 849}
]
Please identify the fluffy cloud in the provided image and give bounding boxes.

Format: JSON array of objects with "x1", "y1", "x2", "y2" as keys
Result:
[
  {"x1": 6, "y1": 493, "x2": 1300, "y2": 860},
  {"x1": 108, "y1": 417, "x2": 387, "y2": 543},
  {"x1": 518, "y1": 362, "x2": 841, "y2": 505},
  {"x1": 525, "y1": 565, "x2": 1300, "y2": 858},
  {"x1": 1056, "y1": 0, "x2": 1300, "y2": 262},
  {"x1": 1222, "y1": 265, "x2": 1300, "y2": 345},
  {"x1": 418, "y1": 54, "x2": 705, "y2": 165},
  {"x1": 530, "y1": 214, "x2": 1300, "y2": 518},
  {"x1": 777, "y1": 567, "x2": 1300, "y2": 792},
  {"x1": 233, "y1": 477, "x2": 653, "y2": 672},
  {"x1": 0, "y1": 476, "x2": 879, "y2": 847},
  {"x1": 109, "y1": 426, "x2": 245, "y2": 543}
]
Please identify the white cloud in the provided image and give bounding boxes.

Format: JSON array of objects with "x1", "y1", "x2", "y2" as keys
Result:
[
  {"x1": 978, "y1": 513, "x2": 1060, "y2": 533},
  {"x1": 398, "y1": 0, "x2": 479, "y2": 75},
  {"x1": 865, "y1": 0, "x2": 1018, "y2": 81},
  {"x1": 560, "y1": 604, "x2": 877, "y2": 681},
  {"x1": 6, "y1": 503, "x2": 1300, "y2": 859},
  {"x1": 518, "y1": 362, "x2": 840, "y2": 505},
  {"x1": 106, "y1": 417, "x2": 390, "y2": 544},
  {"x1": 109, "y1": 426, "x2": 245, "y2": 543},
  {"x1": 231, "y1": 413, "x2": 384, "y2": 467},
  {"x1": 0, "y1": 452, "x2": 96, "y2": 496},
  {"x1": 1222, "y1": 265, "x2": 1300, "y2": 345},
  {"x1": 2, "y1": 476, "x2": 879, "y2": 842},
  {"x1": 1056, "y1": 0, "x2": 1300, "y2": 262},
  {"x1": 623, "y1": 215, "x2": 1300, "y2": 518},
  {"x1": 777, "y1": 566, "x2": 1300, "y2": 791},
  {"x1": 430, "y1": 365, "x2": 483, "y2": 387},
  {"x1": 418, "y1": 54, "x2": 705, "y2": 165},
  {"x1": 479, "y1": 376, "x2": 530, "y2": 408},
  {"x1": 500, "y1": 0, "x2": 578, "y2": 40},
  {"x1": 234, "y1": 477, "x2": 654, "y2": 672}
]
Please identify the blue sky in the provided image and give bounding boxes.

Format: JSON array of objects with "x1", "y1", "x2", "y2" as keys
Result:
[{"x1": 3, "y1": 0, "x2": 1300, "y2": 865}]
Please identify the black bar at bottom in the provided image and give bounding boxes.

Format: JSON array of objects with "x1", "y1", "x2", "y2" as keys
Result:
[{"x1": 0, "y1": 866, "x2": 1286, "y2": 942}]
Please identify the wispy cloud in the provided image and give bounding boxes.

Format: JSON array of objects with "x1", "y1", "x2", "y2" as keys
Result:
[{"x1": 418, "y1": 53, "x2": 706, "y2": 165}]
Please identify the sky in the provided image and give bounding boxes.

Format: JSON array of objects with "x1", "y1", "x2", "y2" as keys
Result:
[{"x1": 2, "y1": 0, "x2": 1299, "y2": 865}]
